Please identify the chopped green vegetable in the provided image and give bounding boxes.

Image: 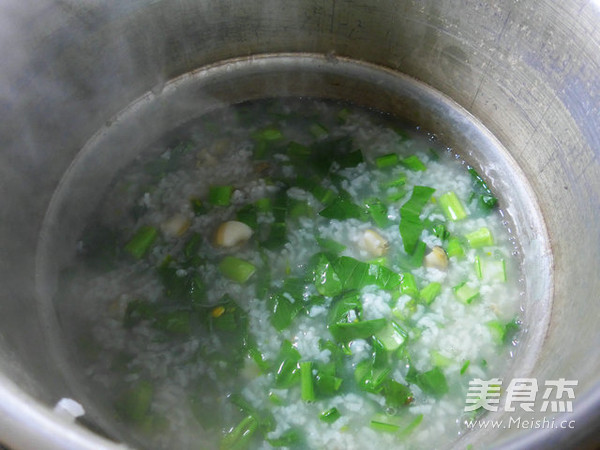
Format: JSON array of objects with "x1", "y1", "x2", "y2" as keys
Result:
[
  {"x1": 364, "y1": 197, "x2": 390, "y2": 228},
  {"x1": 375, "y1": 153, "x2": 399, "y2": 168},
  {"x1": 446, "y1": 237, "x2": 465, "y2": 258},
  {"x1": 219, "y1": 256, "x2": 256, "y2": 283},
  {"x1": 190, "y1": 197, "x2": 207, "y2": 216},
  {"x1": 310, "y1": 253, "x2": 343, "y2": 297},
  {"x1": 430, "y1": 350, "x2": 452, "y2": 368},
  {"x1": 329, "y1": 318, "x2": 387, "y2": 344},
  {"x1": 453, "y1": 282, "x2": 480, "y2": 304},
  {"x1": 398, "y1": 414, "x2": 423, "y2": 437},
  {"x1": 438, "y1": 191, "x2": 467, "y2": 221},
  {"x1": 468, "y1": 167, "x2": 498, "y2": 212},
  {"x1": 319, "y1": 407, "x2": 341, "y2": 424},
  {"x1": 253, "y1": 127, "x2": 283, "y2": 142},
  {"x1": 267, "y1": 428, "x2": 303, "y2": 448},
  {"x1": 319, "y1": 197, "x2": 365, "y2": 220},
  {"x1": 400, "y1": 273, "x2": 419, "y2": 298},
  {"x1": 475, "y1": 255, "x2": 506, "y2": 282},
  {"x1": 487, "y1": 318, "x2": 520, "y2": 345},
  {"x1": 374, "y1": 321, "x2": 407, "y2": 351},
  {"x1": 382, "y1": 379, "x2": 413, "y2": 408},
  {"x1": 123, "y1": 299, "x2": 157, "y2": 329},
  {"x1": 209, "y1": 185, "x2": 234, "y2": 206},
  {"x1": 415, "y1": 366, "x2": 449, "y2": 398},
  {"x1": 275, "y1": 340, "x2": 301, "y2": 388},
  {"x1": 115, "y1": 380, "x2": 154, "y2": 424},
  {"x1": 354, "y1": 357, "x2": 391, "y2": 393},
  {"x1": 316, "y1": 237, "x2": 346, "y2": 254},
  {"x1": 183, "y1": 232, "x2": 203, "y2": 259},
  {"x1": 220, "y1": 415, "x2": 258, "y2": 450},
  {"x1": 268, "y1": 293, "x2": 303, "y2": 331},
  {"x1": 420, "y1": 282, "x2": 441, "y2": 305},
  {"x1": 309, "y1": 123, "x2": 329, "y2": 139},
  {"x1": 261, "y1": 222, "x2": 287, "y2": 250},
  {"x1": 314, "y1": 371, "x2": 343, "y2": 397},
  {"x1": 337, "y1": 149, "x2": 364, "y2": 168},
  {"x1": 460, "y1": 360, "x2": 471, "y2": 375},
  {"x1": 255, "y1": 197, "x2": 271, "y2": 212},
  {"x1": 125, "y1": 226, "x2": 158, "y2": 259},
  {"x1": 236, "y1": 204, "x2": 258, "y2": 229},
  {"x1": 401, "y1": 155, "x2": 427, "y2": 171},
  {"x1": 153, "y1": 310, "x2": 191, "y2": 335},
  {"x1": 370, "y1": 415, "x2": 401, "y2": 432},
  {"x1": 386, "y1": 188, "x2": 407, "y2": 203},
  {"x1": 399, "y1": 186, "x2": 436, "y2": 254},
  {"x1": 465, "y1": 227, "x2": 494, "y2": 248},
  {"x1": 300, "y1": 362, "x2": 316, "y2": 402}
]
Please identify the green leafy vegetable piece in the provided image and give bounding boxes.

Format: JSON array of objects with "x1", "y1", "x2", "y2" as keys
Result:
[
  {"x1": 288, "y1": 199, "x2": 313, "y2": 220},
  {"x1": 125, "y1": 226, "x2": 158, "y2": 259},
  {"x1": 400, "y1": 273, "x2": 419, "y2": 298},
  {"x1": 401, "y1": 155, "x2": 427, "y2": 171},
  {"x1": 370, "y1": 415, "x2": 401, "y2": 433},
  {"x1": 309, "y1": 123, "x2": 329, "y2": 140},
  {"x1": 364, "y1": 197, "x2": 390, "y2": 228},
  {"x1": 319, "y1": 407, "x2": 341, "y2": 424},
  {"x1": 375, "y1": 153, "x2": 399, "y2": 169},
  {"x1": 314, "y1": 371, "x2": 343, "y2": 397},
  {"x1": 330, "y1": 318, "x2": 387, "y2": 344},
  {"x1": 465, "y1": 227, "x2": 494, "y2": 248},
  {"x1": 220, "y1": 415, "x2": 258, "y2": 450},
  {"x1": 183, "y1": 232, "x2": 203, "y2": 259},
  {"x1": 398, "y1": 414, "x2": 424, "y2": 438},
  {"x1": 399, "y1": 186, "x2": 436, "y2": 254},
  {"x1": 115, "y1": 380, "x2": 154, "y2": 424},
  {"x1": 332, "y1": 256, "x2": 372, "y2": 290},
  {"x1": 153, "y1": 310, "x2": 191, "y2": 334},
  {"x1": 438, "y1": 191, "x2": 468, "y2": 221},
  {"x1": 275, "y1": 340, "x2": 301, "y2": 388},
  {"x1": 382, "y1": 380, "x2": 413, "y2": 408},
  {"x1": 219, "y1": 257, "x2": 256, "y2": 284},
  {"x1": 468, "y1": 167, "x2": 498, "y2": 212},
  {"x1": 300, "y1": 362, "x2": 316, "y2": 402},
  {"x1": 267, "y1": 428, "x2": 303, "y2": 448},
  {"x1": 446, "y1": 237, "x2": 465, "y2": 258},
  {"x1": 316, "y1": 237, "x2": 346, "y2": 254},
  {"x1": 236, "y1": 204, "x2": 258, "y2": 229},
  {"x1": 310, "y1": 253, "x2": 344, "y2": 297},
  {"x1": 487, "y1": 318, "x2": 521, "y2": 345},
  {"x1": 268, "y1": 293, "x2": 303, "y2": 331},
  {"x1": 261, "y1": 222, "x2": 287, "y2": 250},
  {"x1": 319, "y1": 197, "x2": 365, "y2": 220},
  {"x1": 420, "y1": 282, "x2": 441, "y2": 305},
  {"x1": 460, "y1": 360, "x2": 471, "y2": 375},
  {"x1": 453, "y1": 282, "x2": 480, "y2": 304},
  {"x1": 374, "y1": 321, "x2": 408, "y2": 351},
  {"x1": 503, "y1": 318, "x2": 521, "y2": 344},
  {"x1": 328, "y1": 291, "x2": 362, "y2": 325},
  {"x1": 209, "y1": 185, "x2": 234, "y2": 206},
  {"x1": 337, "y1": 149, "x2": 364, "y2": 168},
  {"x1": 287, "y1": 141, "x2": 312, "y2": 161},
  {"x1": 190, "y1": 197, "x2": 207, "y2": 216},
  {"x1": 415, "y1": 366, "x2": 449, "y2": 398},
  {"x1": 253, "y1": 127, "x2": 283, "y2": 142},
  {"x1": 354, "y1": 356, "x2": 392, "y2": 393},
  {"x1": 124, "y1": 299, "x2": 157, "y2": 328}
]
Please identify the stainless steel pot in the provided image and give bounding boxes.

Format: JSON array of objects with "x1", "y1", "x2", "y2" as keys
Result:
[{"x1": 0, "y1": 1, "x2": 598, "y2": 449}]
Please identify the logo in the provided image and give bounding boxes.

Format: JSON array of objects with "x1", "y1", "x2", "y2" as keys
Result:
[{"x1": 464, "y1": 378, "x2": 578, "y2": 430}]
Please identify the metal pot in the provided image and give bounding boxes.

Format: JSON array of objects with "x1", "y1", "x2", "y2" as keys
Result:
[{"x1": 0, "y1": 1, "x2": 598, "y2": 448}]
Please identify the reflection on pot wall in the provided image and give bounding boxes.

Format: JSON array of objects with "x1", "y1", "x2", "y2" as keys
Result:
[{"x1": 0, "y1": 1, "x2": 598, "y2": 449}]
